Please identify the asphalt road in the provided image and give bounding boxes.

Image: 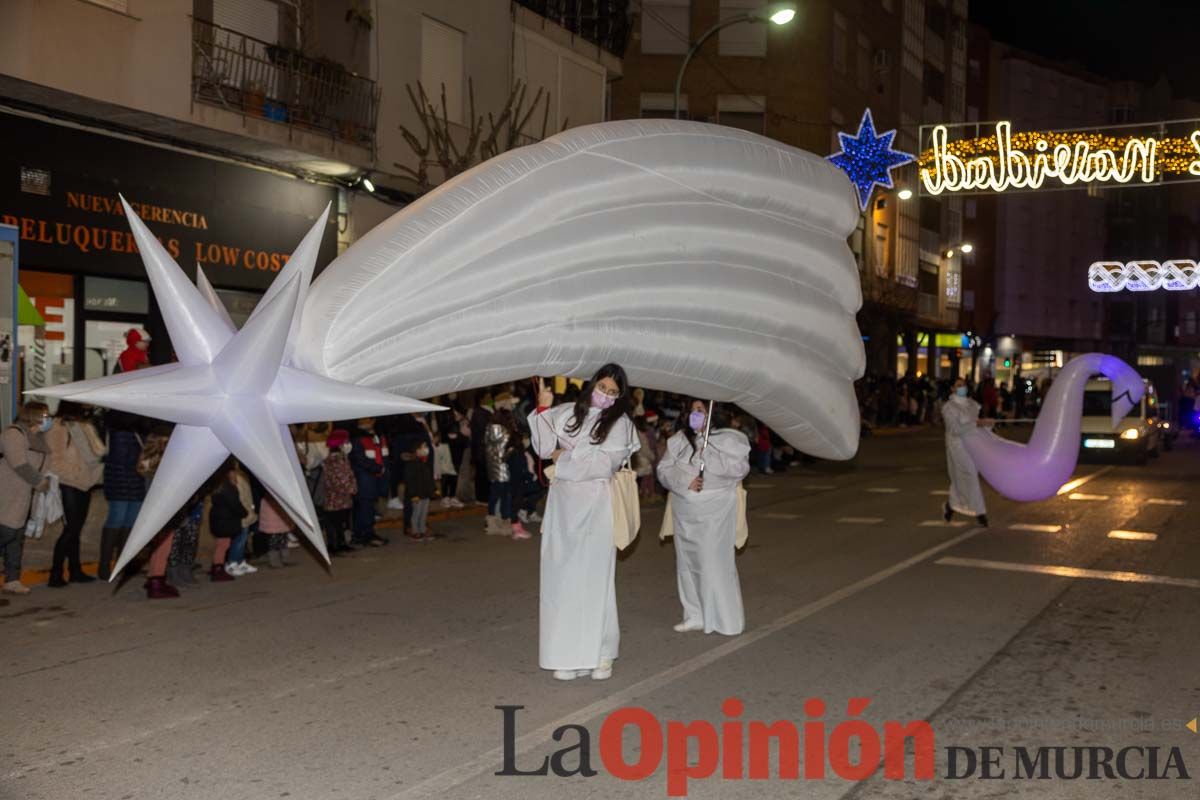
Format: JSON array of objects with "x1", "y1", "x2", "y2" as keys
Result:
[{"x1": 3, "y1": 428, "x2": 1198, "y2": 799}]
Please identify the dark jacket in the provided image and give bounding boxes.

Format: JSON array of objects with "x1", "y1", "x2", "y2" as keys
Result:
[
  {"x1": 103, "y1": 430, "x2": 145, "y2": 501},
  {"x1": 208, "y1": 480, "x2": 246, "y2": 538},
  {"x1": 349, "y1": 430, "x2": 389, "y2": 499}
]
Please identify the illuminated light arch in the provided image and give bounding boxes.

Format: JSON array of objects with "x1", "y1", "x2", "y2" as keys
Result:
[{"x1": 1088, "y1": 260, "x2": 1200, "y2": 292}]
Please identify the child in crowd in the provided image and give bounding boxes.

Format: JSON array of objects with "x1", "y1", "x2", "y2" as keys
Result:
[
  {"x1": 433, "y1": 430, "x2": 461, "y2": 508},
  {"x1": 404, "y1": 432, "x2": 436, "y2": 541},
  {"x1": 226, "y1": 462, "x2": 258, "y2": 575},
  {"x1": 319, "y1": 429, "x2": 357, "y2": 554},
  {"x1": 258, "y1": 494, "x2": 296, "y2": 567},
  {"x1": 207, "y1": 459, "x2": 245, "y2": 581}
]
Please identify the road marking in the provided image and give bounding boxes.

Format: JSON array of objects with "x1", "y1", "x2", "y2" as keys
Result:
[
  {"x1": 389, "y1": 527, "x2": 987, "y2": 800},
  {"x1": 867, "y1": 487, "x2": 900, "y2": 493},
  {"x1": 1108, "y1": 530, "x2": 1158, "y2": 542},
  {"x1": 920, "y1": 520, "x2": 968, "y2": 527},
  {"x1": 1056, "y1": 466, "x2": 1113, "y2": 495},
  {"x1": 930, "y1": 489, "x2": 950, "y2": 496},
  {"x1": 1147, "y1": 498, "x2": 1187, "y2": 506},
  {"x1": 1008, "y1": 523, "x2": 1063, "y2": 533},
  {"x1": 837, "y1": 516, "x2": 885, "y2": 524},
  {"x1": 745, "y1": 483, "x2": 775, "y2": 489},
  {"x1": 936, "y1": 556, "x2": 1200, "y2": 589},
  {"x1": 802, "y1": 484, "x2": 836, "y2": 490},
  {"x1": 1068, "y1": 492, "x2": 1110, "y2": 501},
  {"x1": 762, "y1": 512, "x2": 802, "y2": 520}
]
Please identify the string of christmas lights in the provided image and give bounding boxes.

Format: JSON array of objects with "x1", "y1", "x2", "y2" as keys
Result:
[{"x1": 1088, "y1": 260, "x2": 1200, "y2": 292}]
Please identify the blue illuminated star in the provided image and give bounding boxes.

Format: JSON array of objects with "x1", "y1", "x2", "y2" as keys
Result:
[{"x1": 827, "y1": 109, "x2": 915, "y2": 211}]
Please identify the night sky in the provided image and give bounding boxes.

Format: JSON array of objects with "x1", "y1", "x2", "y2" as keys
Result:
[{"x1": 970, "y1": 1, "x2": 1200, "y2": 98}]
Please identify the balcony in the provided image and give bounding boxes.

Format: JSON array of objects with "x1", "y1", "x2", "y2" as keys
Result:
[
  {"x1": 514, "y1": 0, "x2": 632, "y2": 57},
  {"x1": 191, "y1": 18, "x2": 380, "y2": 148}
]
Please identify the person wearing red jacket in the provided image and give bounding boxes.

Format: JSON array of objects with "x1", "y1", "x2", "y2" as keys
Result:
[
  {"x1": 116, "y1": 328, "x2": 150, "y2": 373},
  {"x1": 349, "y1": 417, "x2": 390, "y2": 546}
]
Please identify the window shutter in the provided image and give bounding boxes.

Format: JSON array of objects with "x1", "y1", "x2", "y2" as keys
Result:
[
  {"x1": 213, "y1": 0, "x2": 280, "y2": 44},
  {"x1": 420, "y1": 16, "x2": 465, "y2": 125}
]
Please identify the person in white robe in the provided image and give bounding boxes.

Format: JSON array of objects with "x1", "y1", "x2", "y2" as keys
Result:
[
  {"x1": 943, "y1": 378, "x2": 993, "y2": 526},
  {"x1": 528, "y1": 366, "x2": 639, "y2": 681},
  {"x1": 657, "y1": 400, "x2": 750, "y2": 635}
]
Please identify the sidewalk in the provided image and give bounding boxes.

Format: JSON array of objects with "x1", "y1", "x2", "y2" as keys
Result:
[{"x1": 17, "y1": 496, "x2": 485, "y2": 587}]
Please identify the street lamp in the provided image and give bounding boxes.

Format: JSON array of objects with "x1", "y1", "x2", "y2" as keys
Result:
[
  {"x1": 897, "y1": 188, "x2": 914, "y2": 200},
  {"x1": 673, "y1": 2, "x2": 798, "y2": 119},
  {"x1": 944, "y1": 243, "x2": 974, "y2": 258}
]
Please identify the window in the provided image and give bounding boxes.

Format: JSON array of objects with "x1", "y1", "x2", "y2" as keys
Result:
[
  {"x1": 214, "y1": 0, "x2": 280, "y2": 43},
  {"x1": 641, "y1": 92, "x2": 686, "y2": 119},
  {"x1": 968, "y1": 58, "x2": 981, "y2": 80},
  {"x1": 857, "y1": 35, "x2": 871, "y2": 91},
  {"x1": 923, "y1": 63, "x2": 945, "y2": 104},
  {"x1": 717, "y1": 95, "x2": 765, "y2": 134},
  {"x1": 965, "y1": 198, "x2": 977, "y2": 219},
  {"x1": 420, "y1": 17, "x2": 465, "y2": 124},
  {"x1": 833, "y1": 13, "x2": 848, "y2": 74},
  {"x1": 719, "y1": 0, "x2": 767, "y2": 56},
  {"x1": 641, "y1": 0, "x2": 690, "y2": 55}
]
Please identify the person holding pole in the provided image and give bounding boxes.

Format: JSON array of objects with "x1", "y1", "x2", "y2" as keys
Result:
[
  {"x1": 657, "y1": 399, "x2": 750, "y2": 636},
  {"x1": 528, "y1": 366, "x2": 639, "y2": 682}
]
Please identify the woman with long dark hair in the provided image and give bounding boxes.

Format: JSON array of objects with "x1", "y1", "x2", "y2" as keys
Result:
[
  {"x1": 528, "y1": 364, "x2": 639, "y2": 681},
  {"x1": 45, "y1": 400, "x2": 105, "y2": 586},
  {"x1": 657, "y1": 399, "x2": 750, "y2": 636}
]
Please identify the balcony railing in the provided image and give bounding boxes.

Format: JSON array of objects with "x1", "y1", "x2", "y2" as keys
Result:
[
  {"x1": 515, "y1": 0, "x2": 632, "y2": 57},
  {"x1": 191, "y1": 18, "x2": 379, "y2": 148}
]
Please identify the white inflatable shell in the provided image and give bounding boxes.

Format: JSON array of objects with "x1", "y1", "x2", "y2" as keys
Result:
[{"x1": 296, "y1": 120, "x2": 865, "y2": 459}]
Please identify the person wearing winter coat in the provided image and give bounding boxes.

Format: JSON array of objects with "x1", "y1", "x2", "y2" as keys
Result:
[
  {"x1": 349, "y1": 417, "x2": 390, "y2": 547},
  {"x1": 485, "y1": 408, "x2": 530, "y2": 540},
  {"x1": 207, "y1": 460, "x2": 245, "y2": 582},
  {"x1": 44, "y1": 401, "x2": 106, "y2": 587},
  {"x1": 99, "y1": 410, "x2": 146, "y2": 581},
  {"x1": 0, "y1": 402, "x2": 51, "y2": 595},
  {"x1": 116, "y1": 328, "x2": 150, "y2": 373},
  {"x1": 404, "y1": 429, "x2": 437, "y2": 541},
  {"x1": 225, "y1": 463, "x2": 258, "y2": 575},
  {"x1": 319, "y1": 429, "x2": 357, "y2": 554}
]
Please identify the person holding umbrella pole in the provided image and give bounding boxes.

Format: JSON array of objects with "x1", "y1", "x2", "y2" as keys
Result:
[{"x1": 657, "y1": 399, "x2": 751, "y2": 635}]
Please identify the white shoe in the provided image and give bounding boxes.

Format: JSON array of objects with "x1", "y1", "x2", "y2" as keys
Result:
[
  {"x1": 553, "y1": 669, "x2": 591, "y2": 681},
  {"x1": 591, "y1": 659, "x2": 614, "y2": 680},
  {"x1": 239, "y1": 560, "x2": 258, "y2": 574},
  {"x1": 387, "y1": 497, "x2": 404, "y2": 510},
  {"x1": 528, "y1": 511, "x2": 543, "y2": 523},
  {"x1": 517, "y1": 509, "x2": 530, "y2": 523},
  {"x1": 286, "y1": 533, "x2": 300, "y2": 549},
  {"x1": 674, "y1": 620, "x2": 704, "y2": 633},
  {"x1": 225, "y1": 562, "x2": 245, "y2": 576}
]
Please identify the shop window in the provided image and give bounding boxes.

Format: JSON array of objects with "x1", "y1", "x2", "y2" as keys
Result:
[
  {"x1": 17, "y1": 272, "x2": 76, "y2": 401},
  {"x1": 641, "y1": 0, "x2": 690, "y2": 54}
]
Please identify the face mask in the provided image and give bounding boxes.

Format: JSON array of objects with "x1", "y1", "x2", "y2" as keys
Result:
[
  {"x1": 955, "y1": 387, "x2": 968, "y2": 398},
  {"x1": 591, "y1": 389, "x2": 616, "y2": 410},
  {"x1": 340, "y1": 443, "x2": 352, "y2": 454},
  {"x1": 39, "y1": 417, "x2": 52, "y2": 433},
  {"x1": 688, "y1": 410, "x2": 707, "y2": 431}
]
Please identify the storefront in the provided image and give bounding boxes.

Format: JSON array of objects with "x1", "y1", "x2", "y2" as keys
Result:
[{"x1": 1, "y1": 111, "x2": 338, "y2": 399}]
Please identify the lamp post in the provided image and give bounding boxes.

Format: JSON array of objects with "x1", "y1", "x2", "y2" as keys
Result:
[{"x1": 673, "y1": 2, "x2": 797, "y2": 120}]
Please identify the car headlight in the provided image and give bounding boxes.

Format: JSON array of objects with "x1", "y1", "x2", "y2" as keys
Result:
[{"x1": 1120, "y1": 429, "x2": 1140, "y2": 440}]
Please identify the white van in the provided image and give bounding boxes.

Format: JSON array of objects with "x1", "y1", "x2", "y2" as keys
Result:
[{"x1": 1080, "y1": 378, "x2": 1161, "y2": 464}]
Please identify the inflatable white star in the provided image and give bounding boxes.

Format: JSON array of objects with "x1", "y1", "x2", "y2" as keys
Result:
[{"x1": 34, "y1": 198, "x2": 441, "y2": 577}]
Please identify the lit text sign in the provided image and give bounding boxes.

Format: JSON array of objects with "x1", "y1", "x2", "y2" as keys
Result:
[{"x1": 919, "y1": 121, "x2": 1200, "y2": 196}]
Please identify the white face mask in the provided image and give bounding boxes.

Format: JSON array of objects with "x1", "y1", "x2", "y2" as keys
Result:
[{"x1": 340, "y1": 443, "x2": 353, "y2": 454}]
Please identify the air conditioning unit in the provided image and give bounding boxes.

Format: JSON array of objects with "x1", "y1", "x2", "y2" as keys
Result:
[{"x1": 873, "y1": 49, "x2": 892, "y2": 73}]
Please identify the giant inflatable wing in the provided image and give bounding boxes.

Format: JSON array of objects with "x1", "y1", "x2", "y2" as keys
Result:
[{"x1": 296, "y1": 120, "x2": 866, "y2": 460}]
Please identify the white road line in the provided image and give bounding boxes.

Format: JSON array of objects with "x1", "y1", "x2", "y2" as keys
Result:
[
  {"x1": 802, "y1": 484, "x2": 836, "y2": 490},
  {"x1": 1068, "y1": 492, "x2": 1110, "y2": 501},
  {"x1": 936, "y1": 556, "x2": 1200, "y2": 589},
  {"x1": 1108, "y1": 530, "x2": 1159, "y2": 542},
  {"x1": 389, "y1": 527, "x2": 987, "y2": 800},
  {"x1": 762, "y1": 512, "x2": 802, "y2": 520},
  {"x1": 867, "y1": 487, "x2": 900, "y2": 493},
  {"x1": 837, "y1": 516, "x2": 885, "y2": 524},
  {"x1": 1009, "y1": 523, "x2": 1063, "y2": 533},
  {"x1": 1056, "y1": 466, "x2": 1114, "y2": 495},
  {"x1": 1147, "y1": 498, "x2": 1187, "y2": 506},
  {"x1": 920, "y1": 520, "x2": 968, "y2": 528},
  {"x1": 930, "y1": 489, "x2": 950, "y2": 496}
]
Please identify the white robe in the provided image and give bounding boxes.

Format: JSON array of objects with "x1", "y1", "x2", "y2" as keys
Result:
[
  {"x1": 943, "y1": 395, "x2": 987, "y2": 516},
  {"x1": 528, "y1": 404, "x2": 639, "y2": 670},
  {"x1": 657, "y1": 429, "x2": 750, "y2": 635}
]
